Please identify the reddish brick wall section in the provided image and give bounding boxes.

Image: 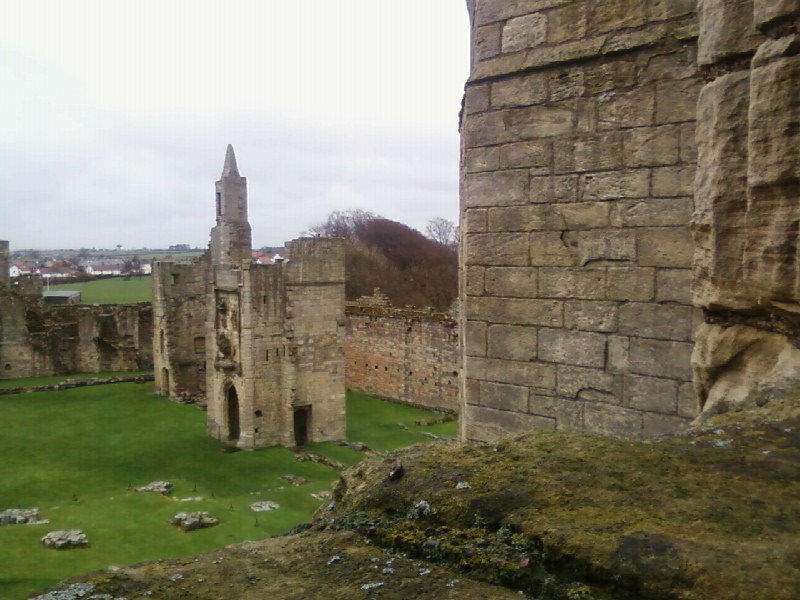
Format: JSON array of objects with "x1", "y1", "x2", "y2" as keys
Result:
[{"x1": 345, "y1": 305, "x2": 459, "y2": 413}]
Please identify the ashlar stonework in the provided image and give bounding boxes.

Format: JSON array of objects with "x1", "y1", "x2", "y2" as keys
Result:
[
  {"x1": 460, "y1": 0, "x2": 800, "y2": 442},
  {"x1": 153, "y1": 146, "x2": 346, "y2": 449}
]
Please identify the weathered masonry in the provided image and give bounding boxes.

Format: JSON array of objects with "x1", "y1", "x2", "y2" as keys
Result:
[
  {"x1": 153, "y1": 146, "x2": 346, "y2": 449},
  {"x1": 460, "y1": 0, "x2": 800, "y2": 442},
  {"x1": 345, "y1": 293, "x2": 459, "y2": 414},
  {"x1": 0, "y1": 244, "x2": 153, "y2": 378}
]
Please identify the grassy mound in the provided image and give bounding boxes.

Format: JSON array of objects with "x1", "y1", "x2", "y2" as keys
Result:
[
  {"x1": 318, "y1": 399, "x2": 800, "y2": 599},
  {"x1": 0, "y1": 384, "x2": 455, "y2": 599}
]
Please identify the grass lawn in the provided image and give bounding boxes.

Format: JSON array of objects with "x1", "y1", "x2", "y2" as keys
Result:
[
  {"x1": 0, "y1": 371, "x2": 152, "y2": 389},
  {"x1": 48, "y1": 277, "x2": 153, "y2": 304},
  {"x1": 0, "y1": 384, "x2": 456, "y2": 599}
]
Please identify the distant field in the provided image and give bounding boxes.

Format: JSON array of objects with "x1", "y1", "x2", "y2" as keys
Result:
[
  {"x1": 0, "y1": 385, "x2": 456, "y2": 599},
  {"x1": 48, "y1": 276, "x2": 153, "y2": 304}
]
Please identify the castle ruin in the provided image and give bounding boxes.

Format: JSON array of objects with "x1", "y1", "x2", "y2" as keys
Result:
[
  {"x1": 460, "y1": 0, "x2": 800, "y2": 442},
  {"x1": 153, "y1": 145, "x2": 347, "y2": 448}
]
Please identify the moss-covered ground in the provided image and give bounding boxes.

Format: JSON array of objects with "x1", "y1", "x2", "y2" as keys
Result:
[
  {"x1": 47, "y1": 276, "x2": 152, "y2": 304},
  {"x1": 320, "y1": 398, "x2": 800, "y2": 599},
  {"x1": 0, "y1": 384, "x2": 455, "y2": 599}
]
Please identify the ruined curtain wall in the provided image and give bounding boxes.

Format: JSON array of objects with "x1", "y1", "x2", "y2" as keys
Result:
[
  {"x1": 0, "y1": 292, "x2": 153, "y2": 379},
  {"x1": 345, "y1": 306, "x2": 460, "y2": 413},
  {"x1": 693, "y1": 1, "x2": 800, "y2": 414},
  {"x1": 460, "y1": 0, "x2": 702, "y2": 442}
]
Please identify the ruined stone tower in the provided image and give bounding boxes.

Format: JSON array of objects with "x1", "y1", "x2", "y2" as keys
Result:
[
  {"x1": 0, "y1": 241, "x2": 9, "y2": 287},
  {"x1": 153, "y1": 146, "x2": 346, "y2": 448}
]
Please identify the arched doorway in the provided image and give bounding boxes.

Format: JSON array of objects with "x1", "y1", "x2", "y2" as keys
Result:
[{"x1": 226, "y1": 385, "x2": 240, "y2": 441}]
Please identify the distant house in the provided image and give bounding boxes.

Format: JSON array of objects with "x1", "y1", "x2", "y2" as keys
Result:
[
  {"x1": 9, "y1": 264, "x2": 34, "y2": 278},
  {"x1": 141, "y1": 262, "x2": 153, "y2": 275},
  {"x1": 39, "y1": 265, "x2": 72, "y2": 279},
  {"x1": 85, "y1": 263, "x2": 123, "y2": 276},
  {"x1": 252, "y1": 252, "x2": 274, "y2": 265}
]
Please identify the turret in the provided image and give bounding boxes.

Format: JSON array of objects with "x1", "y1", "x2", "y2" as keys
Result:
[{"x1": 210, "y1": 145, "x2": 252, "y2": 267}]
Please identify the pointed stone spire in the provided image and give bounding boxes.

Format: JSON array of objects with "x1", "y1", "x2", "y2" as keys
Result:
[{"x1": 221, "y1": 144, "x2": 240, "y2": 177}]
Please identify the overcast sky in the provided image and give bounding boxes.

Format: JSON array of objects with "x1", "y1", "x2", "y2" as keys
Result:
[{"x1": 0, "y1": 1, "x2": 470, "y2": 250}]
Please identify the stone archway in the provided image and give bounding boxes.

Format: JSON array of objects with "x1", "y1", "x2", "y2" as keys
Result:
[{"x1": 226, "y1": 385, "x2": 240, "y2": 441}]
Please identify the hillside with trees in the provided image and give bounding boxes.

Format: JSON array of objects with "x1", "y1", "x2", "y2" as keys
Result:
[{"x1": 309, "y1": 210, "x2": 458, "y2": 311}]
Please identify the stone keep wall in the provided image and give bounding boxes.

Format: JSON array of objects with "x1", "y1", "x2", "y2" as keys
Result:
[
  {"x1": 460, "y1": 0, "x2": 702, "y2": 442},
  {"x1": 345, "y1": 305, "x2": 460, "y2": 413},
  {"x1": 152, "y1": 255, "x2": 210, "y2": 403},
  {"x1": 0, "y1": 287, "x2": 152, "y2": 379},
  {"x1": 692, "y1": 1, "x2": 800, "y2": 415},
  {"x1": 0, "y1": 241, "x2": 9, "y2": 287}
]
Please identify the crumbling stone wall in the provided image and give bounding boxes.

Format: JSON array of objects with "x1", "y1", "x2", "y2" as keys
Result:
[
  {"x1": 345, "y1": 305, "x2": 460, "y2": 413},
  {"x1": 155, "y1": 146, "x2": 346, "y2": 449},
  {"x1": 0, "y1": 241, "x2": 9, "y2": 287},
  {"x1": 152, "y1": 254, "x2": 210, "y2": 403},
  {"x1": 692, "y1": 1, "x2": 800, "y2": 416},
  {"x1": 0, "y1": 289, "x2": 152, "y2": 379},
  {"x1": 460, "y1": 0, "x2": 702, "y2": 442}
]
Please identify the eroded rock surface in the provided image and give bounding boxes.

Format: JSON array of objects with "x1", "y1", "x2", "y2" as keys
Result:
[
  {"x1": 42, "y1": 530, "x2": 89, "y2": 550},
  {"x1": 170, "y1": 512, "x2": 219, "y2": 532}
]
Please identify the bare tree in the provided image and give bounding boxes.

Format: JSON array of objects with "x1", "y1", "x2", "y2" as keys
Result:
[
  {"x1": 425, "y1": 217, "x2": 459, "y2": 248},
  {"x1": 308, "y1": 209, "x2": 378, "y2": 240}
]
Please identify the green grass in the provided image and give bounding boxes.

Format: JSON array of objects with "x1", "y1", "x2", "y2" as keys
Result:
[
  {"x1": 0, "y1": 370, "x2": 152, "y2": 389},
  {"x1": 48, "y1": 277, "x2": 153, "y2": 304},
  {"x1": 0, "y1": 385, "x2": 456, "y2": 599}
]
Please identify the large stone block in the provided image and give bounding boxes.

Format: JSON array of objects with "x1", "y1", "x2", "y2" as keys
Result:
[
  {"x1": 562, "y1": 229, "x2": 637, "y2": 265},
  {"x1": 553, "y1": 133, "x2": 623, "y2": 173},
  {"x1": 652, "y1": 165, "x2": 695, "y2": 197},
  {"x1": 743, "y1": 47, "x2": 800, "y2": 303},
  {"x1": 597, "y1": 87, "x2": 655, "y2": 130},
  {"x1": 693, "y1": 71, "x2": 751, "y2": 309},
  {"x1": 655, "y1": 79, "x2": 702, "y2": 124},
  {"x1": 556, "y1": 364, "x2": 623, "y2": 403},
  {"x1": 606, "y1": 267, "x2": 656, "y2": 301},
  {"x1": 624, "y1": 374, "x2": 678, "y2": 413},
  {"x1": 622, "y1": 125, "x2": 681, "y2": 167},
  {"x1": 487, "y1": 205, "x2": 548, "y2": 231},
  {"x1": 629, "y1": 337, "x2": 693, "y2": 380},
  {"x1": 464, "y1": 170, "x2": 529, "y2": 207},
  {"x1": 581, "y1": 169, "x2": 650, "y2": 200},
  {"x1": 638, "y1": 227, "x2": 693, "y2": 268},
  {"x1": 485, "y1": 267, "x2": 538, "y2": 297},
  {"x1": 491, "y1": 73, "x2": 548, "y2": 109},
  {"x1": 465, "y1": 147, "x2": 500, "y2": 173},
  {"x1": 587, "y1": 0, "x2": 648, "y2": 35},
  {"x1": 546, "y1": 2, "x2": 587, "y2": 44},
  {"x1": 505, "y1": 104, "x2": 576, "y2": 139},
  {"x1": 655, "y1": 269, "x2": 693, "y2": 304},
  {"x1": 538, "y1": 328, "x2": 606, "y2": 368},
  {"x1": 547, "y1": 202, "x2": 611, "y2": 230},
  {"x1": 499, "y1": 141, "x2": 551, "y2": 169},
  {"x1": 753, "y1": 0, "x2": 800, "y2": 30},
  {"x1": 564, "y1": 300, "x2": 619, "y2": 333},
  {"x1": 465, "y1": 320, "x2": 487, "y2": 357},
  {"x1": 530, "y1": 174, "x2": 580, "y2": 203},
  {"x1": 463, "y1": 404, "x2": 555, "y2": 443},
  {"x1": 530, "y1": 232, "x2": 579, "y2": 266},
  {"x1": 466, "y1": 356, "x2": 557, "y2": 390},
  {"x1": 465, "y1": 233, "x2": 530, "y2": 266},
  {"x1": 618, "y1": 303, "x2": 694, "y2": 341},
  {"x1": 501, "y1": 12, "x2": 547, "y2": 53},
  {"x1": 583, "y1": 402, "x2": 643, "y2": 440},
  {"x1": 479, "y1": 380, "x2": 529, "y2": 412},
  {"x1": 697, "y1": 0, "x2": 758, "y2": 65},
  {"x1": 466, "y1": 296, "x2": 563, "y2": 326},
  {"x1": 613, "y1": 197, "x2": 693, "y2": 228},
  {"x1": 488, "y1": 324, "x2": 538, "y2": 361},
  {"x1": 539, "y1": 267, "x2": 605, "y2": 300}
]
